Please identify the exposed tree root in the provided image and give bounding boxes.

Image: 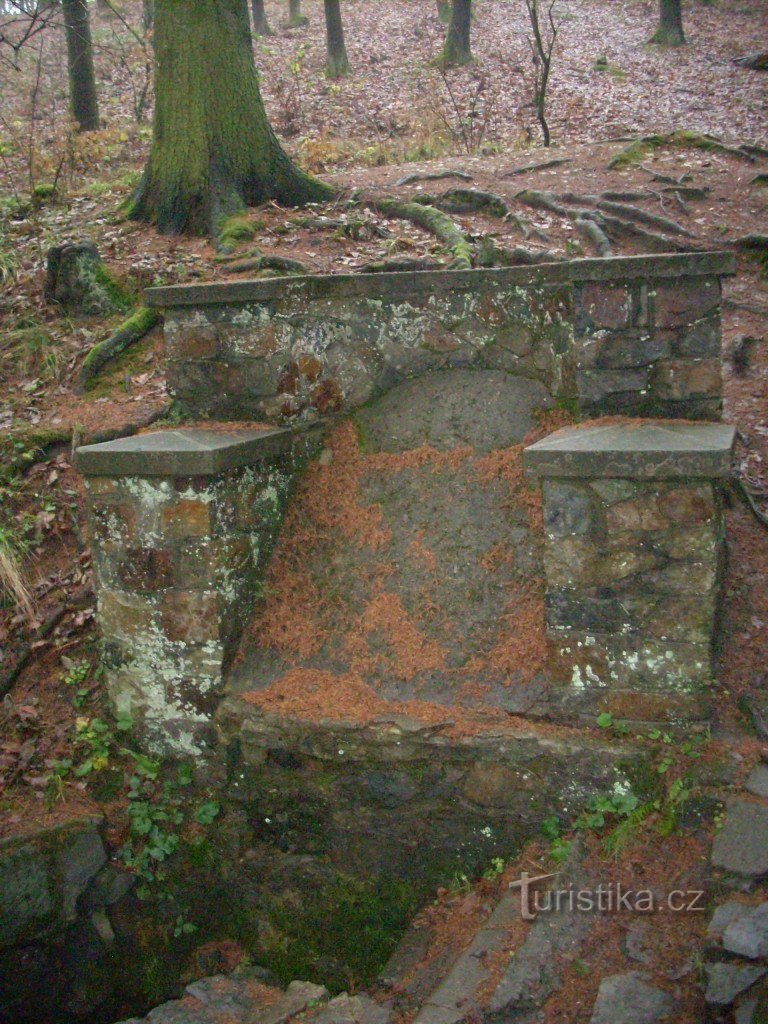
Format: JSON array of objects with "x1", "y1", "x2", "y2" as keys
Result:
[
  {"x1": 221, "y1": 254, "x2": 311, "y2": 275},
  {"x1": 75, "y1": 307, "x2": 161, "y2": 392},
  {"x1": 395, "y1": 170, "x2": 473, "y2": 186},
  {"x1": 599, "y1": 214, "x2": 689, "y2": 252},
  {"x1": 574, "y1": 216, "x2": 613, "y2": 256},
  {"x1": 366, "y1": 197, "x2": 474, "y2": 269},
  {"x1": 608, "y1": 131, "x2": 758, "y2": 171},
  {"x1": 502, "y1": 157, "x2": 570, "y2": 178},
  {"x1": 597, "y1": 200, "x2": 694, "y2": 237},
  {"x1": 476, "y1": 236, "x2": 557, "y2": 266},
  {"x1": 436, "y1": 188, "x2": 508, "y2": 217},
  {"x1": 362, "y1": 258, "x2": 442, "y2": 273},
  {"x1": 514, "y1": 188, "x2": 568, "y2": 215}
]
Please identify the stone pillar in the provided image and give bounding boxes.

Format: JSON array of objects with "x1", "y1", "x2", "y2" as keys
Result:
[
  {"x1": 76, "y1": 426, "x2": 320, "y2": 754},
  {"x1": 524, "y1": 422, "x2": 736, "y2": 728}
]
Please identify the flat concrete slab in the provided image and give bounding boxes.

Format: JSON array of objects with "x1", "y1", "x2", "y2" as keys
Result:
[
  {"x1": 524, "y1": 421, "x2": 736, "y2": 480},
  {"x1": 76, "y1": 426, "x2": 309, "y2": 478}
]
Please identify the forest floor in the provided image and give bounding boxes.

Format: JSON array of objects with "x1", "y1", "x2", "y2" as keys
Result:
[{"x1": 0, "y1": 0, "x2": 767, "y2": 1016}]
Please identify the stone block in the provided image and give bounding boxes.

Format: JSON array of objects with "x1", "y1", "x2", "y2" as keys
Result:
[
  {"x1": 160, "y1": 590, "x2": 219, "y2": 644},
  {"x1": 653, "y1": 276, "x2": 720, "y2": 328},
  {"x1": 579, "y1": 282, "x2": 631, "y2": 329},
  {"x1": 541, "y1": 480, "x2": 595, "y2": 537},
  {"x1": 166, "y1": 324, "x2": 219, "y2": 360},
  {"x1": 656, "y1": 484, "x2": 715, "y2": 524},
  {"x1": 90, "y1": 501, "x2": 137, "y2": 546},
  {"x1": 592, "y1": 330, "x2": 669, "y2": 370},
  {"x1": 160, "y1": 499, "x2": 212, "y2": 539},
  {"x1": 116, "y1": 547, "x2": 174, "y2": 592},
  {"x1": 667, "y1": 313, "x2": 721, "y2": 358},
  {"x1": 650, "y1": 358, "x2": 721, "y2": 400},
  {"x1": 98, "y1": 590, "x2": 156, "y2": 639}
]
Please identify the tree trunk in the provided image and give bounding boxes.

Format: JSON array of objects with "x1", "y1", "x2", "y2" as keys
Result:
[
  {"x1": 251, "y1": 0, "x2": 273, "y2": 36},
  {"x1": 649, "y1": 0, "x2": 685, "y2": 46},
  {"x1": 126, "y1": 0, "x2": 332, "y2": 236},
  {"x1": 440, "y1": 0, "x2": 472, "y2": 67},
  {"x1": 143, "y1": 0, "x2": 155, "y2": 32},
  {"x1": 62, "y1": 0, "x2": 100, "y2": 131},
  {"x1": 324, "y1": 0, "x2": 350, "y2": 78},
  {"x1": 287, "y1": 0, "x2": 308, "y2": 27}
]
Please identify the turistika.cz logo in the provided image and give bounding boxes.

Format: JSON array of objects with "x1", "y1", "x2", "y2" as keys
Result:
[{"x1": 509, "y1": 872, "x2": 706, "y2": 921}]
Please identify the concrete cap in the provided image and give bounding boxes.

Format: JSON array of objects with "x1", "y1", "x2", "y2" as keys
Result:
[
  {"x1": 524, "y1": 421, "x2": 736, "y2": 479},
  {"x1": 76, "y1": 426, "x2": 302, "y2": 477},
  {"x1": 144, "y1": 252, "x2": 736, "y2": 308}
]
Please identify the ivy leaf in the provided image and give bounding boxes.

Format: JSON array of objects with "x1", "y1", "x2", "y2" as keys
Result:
[{"x1": 194, "y1": 800, "x2": 220, "y2": 825}]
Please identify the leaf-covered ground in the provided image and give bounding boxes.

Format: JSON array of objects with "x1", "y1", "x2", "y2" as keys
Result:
[{"x1": 0, "y1": 2, "x2": 767, "y2": 1014}]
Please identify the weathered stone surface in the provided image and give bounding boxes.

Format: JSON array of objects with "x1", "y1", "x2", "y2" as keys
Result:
[
  {"x1": 746, "y1": 764, "x2": 768, "y2": 798},
  {"x1": 0, "y1": 819, "x2": 105, "y2": 949},
  {"x1": 707, "y1": 901, "x2": 752, "y2": 940},
  {"x1": 76, "y1": 426, "x2": 319, "y2": 478},
  {"x1": 524, "y1": 422, "x2": 736, "y2": 480},
  {"x1": 705, "y1": 963, "x2": 766, "y2": 1008},
  {"x1": 588, "y1": 973, "x2": 674, "y2": 1024},
  {"x1": 354, "y1": 370, "x2": 552, "y2": 453},
  {"x1": 308, "y1": 993, "x2": 389, "y2": 1024},
  {"x1": 653, "y1": 276, "x2": 720, "y2": 328},
  {"x1": 44, "y1": 239, "x2": 122, "y2": 316},
  {"x1": 144, "y1": 254, "x2": 732, "y2": 423},
  {"x1": 723, "y1": 904, "x2": 768, "y2": 959},
  {"x1": 711, "y1": 800, "x2": 768, "y2": 879}
]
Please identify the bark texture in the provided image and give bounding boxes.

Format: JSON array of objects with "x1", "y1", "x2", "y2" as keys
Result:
[
  {"x1": 324, "y1": 0, "x2": 350, "y2": 78},
  {"x1": 288, "y1": 0, "x2": 309, "y2": 27},
  {"x1": 126, "y1": 0, "x2": 332, "y2": 235},
  {"x1": 441, "y1": 0, "x2": 472, "y2": 66},
  {"x1": 251, "y1": 0, "x2": 273, "y2": 35},
  {"x1": 62, "y1": 0, "x2": 100, "y2": 131},
  {"x1": 649, "y1": 0, "x2": 685, "y2": 46}
]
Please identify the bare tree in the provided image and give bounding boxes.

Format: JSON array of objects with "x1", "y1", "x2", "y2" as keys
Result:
[
  {"x1": 439, "y1": 0, "x2": 472, "y2": 67},
  {"x1": 649, "y1": 0, "x2": 685, "y2": 46},
  {"x1": 323, "y1": 0, "x2": 349, "y2": 78},
  {"x1": 523, "y1": 0, "x2": 562, "y2": 147},
  {"x1": 62, "y1": 0, "x2": 100, "y2": 130}
]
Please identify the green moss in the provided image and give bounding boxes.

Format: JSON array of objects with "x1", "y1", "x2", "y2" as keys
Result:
[
  {"x1": 32, "y1": 182, "x2": 57, "y2": 203},
  {"x1": 218, "y1": 215, "x2": 258, "y2": 248},
  {"x1": 261, "y1": 873, "x2": 424, "y2": 992},
  {"x1": 93, "y1": 263, "x2": 133, "y2": 312},
  {"x1": 83, "y1": 331, "x2": 155, "y2": 397}
]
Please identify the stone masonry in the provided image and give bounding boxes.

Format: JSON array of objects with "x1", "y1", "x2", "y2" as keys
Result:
[
  {"x1": 144, "y1": 252, "x2": 734, "y2": 424},
  {"x1": 524, "y1": 421, "x2": 736, "y2": 727},
  {"x1": 76, "y1": 425, "x2": 322, "y2": 754}
]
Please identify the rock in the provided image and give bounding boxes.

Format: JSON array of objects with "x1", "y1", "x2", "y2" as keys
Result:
[
  {"x1": 711, "y1": 800, "x2": 768, "y2": 879},
  {"x1": 44, "y1": 240, "x2": 125, "y2": 316},
  {"x1": 745, "y1": 765, "x2": 768, "y2": 798},
  {"x1": 589, "y1": 972, "x2": 674, "y2": 1024},
  {"x1": 307, "y1": 993, "x2": 390, "y2": 1024},
  {"x1": 735, "y1": 995, "x2": 759, "y2": 1024},
  {"x1": 704, "y1": 963, "x2": 766, "y2": 1007},
  {"x1": 261, "y1": 980, "x2": 329, "y2": 1024},
  {"x1": 0, "y1": 818, "x2": 105, "y2": 949},
  {"x1": 707, "y1": 901, "x2": 752, "y2": 939},
  {"x1": 623, "y1": 921, "x2": 654, "y2": 965},
  {"x1": 723, "y1": 904, "x2": 768, "y2": 959}
]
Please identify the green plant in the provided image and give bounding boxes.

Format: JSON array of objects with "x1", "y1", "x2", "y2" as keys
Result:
[
  {"x1": 0, "y1": 526, "x2": 34, "y2": 621},
  {"x1": 482, "y1": 856, "x2": 505, "y2": 882}
]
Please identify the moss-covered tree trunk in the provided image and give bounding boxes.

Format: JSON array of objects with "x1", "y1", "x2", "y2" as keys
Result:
[
  {"x1": 441, "y1": 0, "x2": 472, "y2": 66},
  {"x1": 288, "y1": 0, "x2": 308, "y2": 27},
  {"x1": 649, "y1": 0, "x2": 685, "y2": 45},
  {"x1": 251, "y1": 0, "x2": 273, "y2": 36},
  {"x1": 126, "y1": 0, "x2": 332, "y2": 236},
  {"x1": 324, "y1": 0, "x2": 350, "y2": 78},
  {"x1": 62, "y1": 0, "x2": 100, "y2": 131}
]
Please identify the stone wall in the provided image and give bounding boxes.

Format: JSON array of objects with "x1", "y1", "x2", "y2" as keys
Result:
[
  {"x1": 77, "y1": 426, "x2": 322, "y2": 754},
  {"x1": 525, "y1": 421, "x2": 735, "y2": 727},
  {"x1": 145, "y1": 252, "x2": 735, "y2": 424}
]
